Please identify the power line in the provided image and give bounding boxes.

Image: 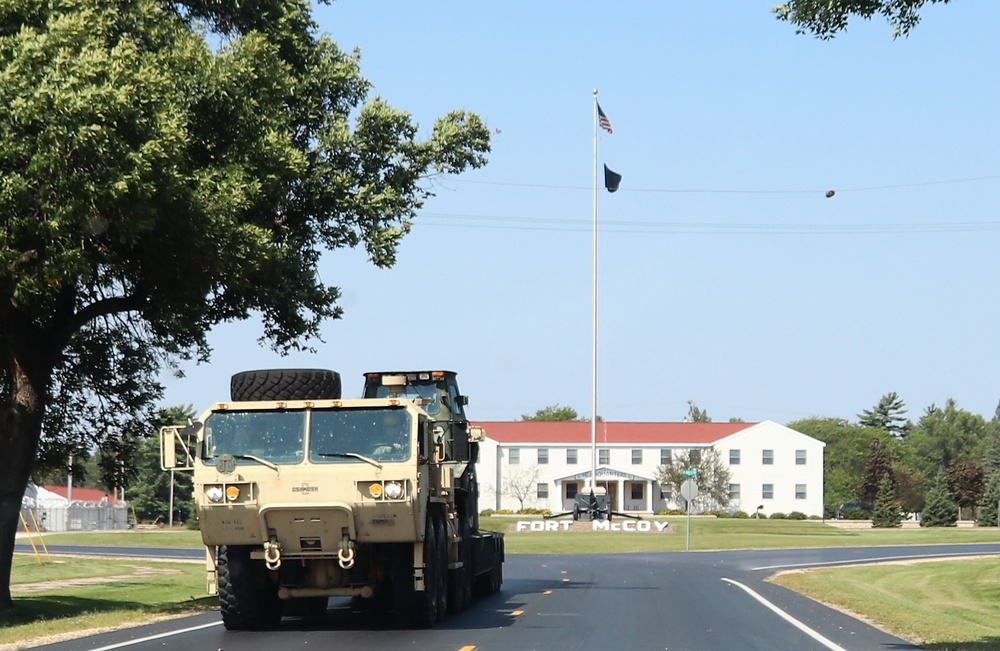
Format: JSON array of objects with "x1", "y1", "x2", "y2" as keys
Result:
[{"x1": 414, "y1": 211, "x2": 1000, "y2": 235}]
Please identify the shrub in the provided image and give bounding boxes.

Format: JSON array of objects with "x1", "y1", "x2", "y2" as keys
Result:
[
  {"x1": 768, "y1": 512, "x2": 787, "y2": 520},
  {"x1": 731, "y1": 511, "x2": 750, "y2": 519},
  {"x1": 841, "y1": 507, "x2": 871, "y2": 520},
  {"x1": 657, "y1": 508, "x2": 686, "y2": 516},
  {"x1": 516, "y1": 508, "x2": 551, "y2": 515},
  {"x1": 480, "y1": 509, "x2": 495, "y2": 517},
  {"x1": 787, "y1": 511, "x2": 807, "y2": 520}
]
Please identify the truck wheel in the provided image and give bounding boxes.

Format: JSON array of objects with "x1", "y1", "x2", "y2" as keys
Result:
[
  {"x1": 230, "y1": 369, "x2": 342, "y2": 401},
  {"x1": 393, "y1": 524, "x2": 438, "y2": 627},
  {"x1": 448, "y1": 518, "x2": 471, "y2": 613},
  {"x1": 433, "y1": 517, "x2": 449, "y2": 621},
  {"x1": 217, "y1": 545, "x2": 282, "y2": 630}
]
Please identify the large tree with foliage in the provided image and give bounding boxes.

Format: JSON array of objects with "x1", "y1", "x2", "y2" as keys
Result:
[
  {"x1": 902, "y1": 400, "x2": 988, "y2": 482},
  {"x1": 0, "y1": 0, "x2": 490, "y2": 608},
  {"x1": 858, "y1": 392, "x2": 909, "y2": 438},
  {"x1": 656, "y1": 448, "x2": 731, "y2": 512},
  {"x1": 788, "y1": 417, "x2": 894, "y2": 511},
  {"x1": 858, "y1": 437, "x2": 895, "y2": 505},
  {"x1": 773, "y1": 0, "x2": 952, "y2": 39},
  {"x1": 946, "y1": 460, "x2": 985, "y2": 520}
]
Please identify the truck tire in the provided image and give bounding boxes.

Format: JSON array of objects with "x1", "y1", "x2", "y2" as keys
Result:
[
  {"x1": 448, "y1": 518, "x2": 471, "y2": 613},
  {"x1": 230, "y1": 369, "x2": 342, "y2": 402},
  {"x1": 434, "y1": 516, "x2": 448, "y2": 622},
  {"x1": 217, "y1": 545, "x2": 282, "y2": 630},
  {"x1": 394, "y1": 522, "x2": 438, "y2": 628}
]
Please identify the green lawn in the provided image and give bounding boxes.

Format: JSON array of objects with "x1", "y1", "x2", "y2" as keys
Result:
[
  {"x1": 9, "y1": 520, "x2": 1000, "y2": 650},
  {"x1": 2, "y1": 554, "x2": 212, "y2": 649}
]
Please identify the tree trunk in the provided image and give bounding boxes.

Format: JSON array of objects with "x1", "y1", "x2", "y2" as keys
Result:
[{"x1": 0, "y1": 361, "x2": 48, "y2": 609}]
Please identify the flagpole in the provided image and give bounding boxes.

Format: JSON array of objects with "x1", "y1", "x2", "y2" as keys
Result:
[{"x1": 591, "y1": 88, "x2": 599, "y2": 491}]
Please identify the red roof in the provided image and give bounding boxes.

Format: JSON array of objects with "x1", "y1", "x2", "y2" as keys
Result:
[
  {"x1": 475, "y1": 421, "x2": 754, "y2": 445},
  {"x1": 43, "y1": 485, "x2": 118, "y2": 503}
]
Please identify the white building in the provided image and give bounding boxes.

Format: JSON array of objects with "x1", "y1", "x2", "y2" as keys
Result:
[{"x1": 476, "y1": 420, "x2": 825, "y2": 518}]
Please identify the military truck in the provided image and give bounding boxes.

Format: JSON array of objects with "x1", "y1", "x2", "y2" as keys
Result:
[{"x1": 160, "y1": 369, "x2": 503, "y2": 630}]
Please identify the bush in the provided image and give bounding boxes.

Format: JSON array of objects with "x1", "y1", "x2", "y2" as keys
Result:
[
  {"x1": 786, "y1": 511, "x2": 807, "y2": 520},
  {"x1": 516, "y1": 508, "x2": 551, "y2": 516},
  {"x1": 494, "y1": 509, "x2": 514, "y2": 515},
  {"x1": 841, "y1": 507, "x2": 871, "y2": 520},
  {"x1": 731, "y1": 510, "x2": 750, "y2": 519},
  {"x1": 657, "y1": 508, "x2": 686, "y2": 516},
  {"x1": 480, "y1": 509, "x2": 495, "y2": 517},
  {"x1": 768, "y1": 512, "x2": 787, "y2": 520}
]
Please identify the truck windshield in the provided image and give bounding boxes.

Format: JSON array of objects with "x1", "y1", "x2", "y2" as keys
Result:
[
  {"x1": 310, "y1": 408, "x2": 411, "y2": 463},
  {"x1": 202, "y1": 410, "x2": 307, "y2": 464},
  {"x1": 368, "y1": 382, "x2": 440, "y2": 416}
]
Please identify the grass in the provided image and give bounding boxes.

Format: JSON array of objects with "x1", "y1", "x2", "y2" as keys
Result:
[
  {"x1": 1, "y1": 554, "x2": 212, "y2": 650},
  {"x1": 772, "y1": 557, "x2": 1000, "y2": 650},
  {"x1": 10, "y1": 520, "x2": 1000, "y2": 650},
  {"x1": 479, "y1": 515, "x2": 1000, "y2": 553}
]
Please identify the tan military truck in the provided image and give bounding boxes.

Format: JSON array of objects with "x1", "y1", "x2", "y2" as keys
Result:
[{"x1": 161, "y1": 369, "x2": 503, "y2": 629}]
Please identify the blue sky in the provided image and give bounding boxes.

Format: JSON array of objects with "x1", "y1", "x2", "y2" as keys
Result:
[{"x1": 161, "y1": 1, "x2": 1000, "y2": 425}]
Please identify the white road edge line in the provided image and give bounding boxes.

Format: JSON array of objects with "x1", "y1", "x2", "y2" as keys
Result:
[
  {"x1": 87, "y1": 621, "x2": 223, "y2": 651},
  {"x1": 721, "y1": 578, "x2": 848, "y2": 651},
  {"x1": 751, "y1": 551, "x2": 1000, "y2": 572}
]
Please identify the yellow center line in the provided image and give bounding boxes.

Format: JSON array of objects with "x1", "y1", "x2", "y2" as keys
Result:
[
  {"x1": 511, "y1": 609, "x2": 524, "y2": 616},
  {"x1": 457, "y1": 646, "x2": 477, "y2": 651}
]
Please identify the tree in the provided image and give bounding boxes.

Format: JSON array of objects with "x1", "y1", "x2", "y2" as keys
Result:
[
  {"x1": 128, "y1": 406, "x2": 196, "y2": 525},
  {"x1": 858, "y1": 392, "x2": 909, "y2": 438},
  {"x1": 858, "y1": 438, "x2": 895, "y2": 505},
  {"x1": 901, "y1": 400, "x2": 987, "y2": 482},
  {"x1": 981, "y1": 400, "x2": 1000, "y2": 479},
  {"x1": 685, "y1": 400, "x2": 711, "y2": 423},
  {"x1": 501, "y1": 465, "x2": 541, "y2": 511},
  {"x1": 656, "y1": 448, "x2": 731, "y2": 512},
  {"x1": 0, "y1": 1, "x2": 490, "y2": 608},
  {"x1": 521, "y1": 405, "x2": 582, "y2": 422},
  {"x1": 946, "y1": 460, "x2": 985, "y2": 520},
  {"x1": 871, "y1": 473, "x2": 902, "y2": 528},
  {"x1": 772, "y1": 0, "x2": 952, "y2": 40},
  {"x1": 975, "y1": 474, "x2": 1000, "y2": 528},
  {"x1": 920, "y1": 480, "x2": 958, "y2": 527},
  {"x1": 790, "y1": 417, "x2": 898, "y2": 511}
]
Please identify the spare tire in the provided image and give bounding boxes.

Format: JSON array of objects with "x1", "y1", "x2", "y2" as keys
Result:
[{"x1": 230, "y1": 369, "x2": 342, "y2": 402}]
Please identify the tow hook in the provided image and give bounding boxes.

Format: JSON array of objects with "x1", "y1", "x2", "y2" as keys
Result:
[
  {"x1": 338, "y1": 535, "x2": 355, "y2": 569},
  {"x1": 264, "y1": 538, "x2": 282, "y2": 570}
]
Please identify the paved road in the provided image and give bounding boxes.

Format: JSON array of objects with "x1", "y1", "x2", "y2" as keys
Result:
[{"x1": 22, "y1": 543, "x2": 1000, "y2": 651}]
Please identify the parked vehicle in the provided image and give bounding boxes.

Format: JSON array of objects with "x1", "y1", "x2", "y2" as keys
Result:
[{"x1": 834, "y1": 502, "x2": 873, "y2": 519}]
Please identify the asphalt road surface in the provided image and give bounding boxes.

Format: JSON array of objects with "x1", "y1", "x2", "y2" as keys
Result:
[{"x1": 22, "y1": 542, "x2": 1000, "y2": 651}]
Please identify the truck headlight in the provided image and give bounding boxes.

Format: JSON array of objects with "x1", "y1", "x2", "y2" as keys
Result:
[
  {"x1": 205, "y1": 486, "x2": 224, "y2": 503},
  {"x1": 384, "y1": 481, "x2": 404, "y2": 500}
]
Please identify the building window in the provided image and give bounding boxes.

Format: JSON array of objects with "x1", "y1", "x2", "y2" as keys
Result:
[
  {"x1": 631, "y1": 483, "x2": 644, "y2": 500},
  {"x1": 567, "y1": 448, "x2": 578, "y2": 465},
  {"x1": 762, "y1": 484, "x2": 773, "y2": 500},
  {"x1": 537, "y1": 483, "x2": 548, "y2": 499},
  {"x1": 796, "y1": 449, "x2": 807, "y2": 465},
  {"x1": 566, "y1": 482, "x2": 578, "y2": 499},
  {"x1": 509, "y1": 448, "x2": 520, "y2": 465},
  {"x1": 660, "y1": 448, "x2": 672, "y2": 465},
  {"x1": 762, "y1": 449, "x2": 773, "y2": 465},
  {"x1": 660, "y1": 485, "x2": 672, "y2": 500},
  {"x1": 796, "y1": 484, "x2": 807, "y2": 499},
  {"x1": 690, "y1": 449, "x2": 701, "y2": 464},
  {"x1": 538, "y1": 448, "x2": 549, "y2": 465},
  {"x1": 631, "y1": 449, "x2": 643, "y2": 465},
  {"x1": 599, "y1": 448, "x2": 610, "y2": 465},
  {"x1": 729, "y1": 449, "x2": 741, "y2": 465},
  {"x1": 729, "y1": 483, "x2": 741, "y2": 500}
]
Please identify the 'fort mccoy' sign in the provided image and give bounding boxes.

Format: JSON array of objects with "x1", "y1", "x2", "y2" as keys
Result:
[{"x1": 515, "y1": 520, "x2": 671, "y2": 533}]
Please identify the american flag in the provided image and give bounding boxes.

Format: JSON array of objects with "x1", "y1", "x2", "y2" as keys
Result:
[{"x1": 597, "y1": 102, "x2": 613, "y2": 134}]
